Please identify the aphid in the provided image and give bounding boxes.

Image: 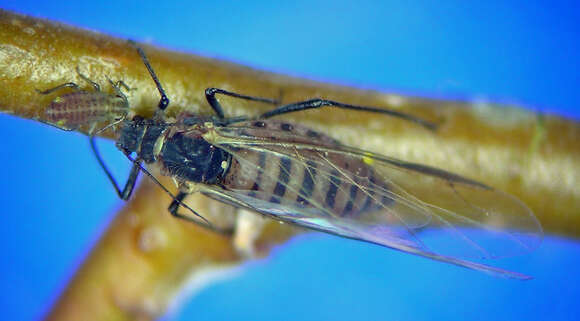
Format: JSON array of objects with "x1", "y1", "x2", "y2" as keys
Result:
[
  {"x1": 95, "y1": 44, "x2": 542, "y2": 279},
  {"x1": 38, "y1": 67, "x2": 131, "y2": 135}
]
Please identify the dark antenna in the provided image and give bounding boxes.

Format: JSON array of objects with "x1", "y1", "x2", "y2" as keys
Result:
[{"x1": 258, "y1": 98, "x2": 439, "y2": 131}]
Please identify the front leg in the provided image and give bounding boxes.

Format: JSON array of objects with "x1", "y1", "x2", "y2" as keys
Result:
[
  {"x1": 90, "y1": 136, "x2": 141, "y2": 200},
  {"x1": 259, "y1": 98, "x2": 438, "y2": 130}
]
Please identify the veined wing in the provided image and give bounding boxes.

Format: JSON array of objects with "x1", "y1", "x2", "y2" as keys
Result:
[{"x1": 199, "y1": 123, "x2": 542, "y2": 279}]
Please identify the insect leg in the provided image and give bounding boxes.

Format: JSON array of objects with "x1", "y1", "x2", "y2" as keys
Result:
[
  {"x1": 75, "y1": 67, "x2": 101, "y2": 91},
  {"x1": 90, "y1": 135, "x2": 140, "y2": 200},
  {"x1": 168, "y1": 191, "x2": 234, "y2": 235},
  {"x1": 205, "y1": 87, "x2": 279, "y2": 119},
  {"x1": 108, "y1": 78, "x2": 131, "y2": 104},
  {"x1": 37, "y1": 68, "x2": 101, "y2": 95},
  {"x1": 132, "y1": 42, "x2": 170, "y2": 111},
  {"x1": 113, "y1": 80, "x2": 132, "y2": 92},
  {"x1": 259, "y1": 98, "x2": 438, "y2": 131},
  {"x1": 36, "y1": 82, "x2": 80, "y2": 95}
]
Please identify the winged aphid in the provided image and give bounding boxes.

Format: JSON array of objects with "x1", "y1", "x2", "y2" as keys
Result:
[{"x1": 92, "y1": 44, "x2": 541, "y2": 280}]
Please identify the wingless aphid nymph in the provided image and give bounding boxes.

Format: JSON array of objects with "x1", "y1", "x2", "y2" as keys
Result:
[{"x1": 38, "y1": 67, "x2": 131, "y2": 135}]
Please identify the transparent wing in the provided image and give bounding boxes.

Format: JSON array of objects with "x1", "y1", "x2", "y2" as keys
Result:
[{"x1": 200, "y1": 124, "x2": 542, "y2": 279}]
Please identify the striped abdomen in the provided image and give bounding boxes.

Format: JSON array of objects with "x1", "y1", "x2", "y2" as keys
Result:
[
  {"x1": 221, "y1": 120, "x2": 390, "y2": 218},
  {"x1": 44, "y1": 91, "x2": 128, "y2": 131}
]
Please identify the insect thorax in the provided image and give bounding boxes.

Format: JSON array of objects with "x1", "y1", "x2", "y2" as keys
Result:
[
  {"x1": 116, "y1": 118, "x2": 230, "y2": 185},
  {"x1": 158, "y1": 132, "x2": 230, "y2": 184},
  {"x1": 116, "y1": 118, "x2": 167, "y2": 163}
]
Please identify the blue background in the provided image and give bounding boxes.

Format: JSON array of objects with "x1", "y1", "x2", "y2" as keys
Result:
[{"x1": 0, "y1": 1, "x2": 579, "y2": 320}]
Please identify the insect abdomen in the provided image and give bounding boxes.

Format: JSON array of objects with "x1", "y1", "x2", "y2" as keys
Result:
[
  {"x1": 44, "y1": 91, "x2": 128, "y2": 131},
  {"x1": 222, "y1": 121, "x2": 389, "y2": 217}
]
